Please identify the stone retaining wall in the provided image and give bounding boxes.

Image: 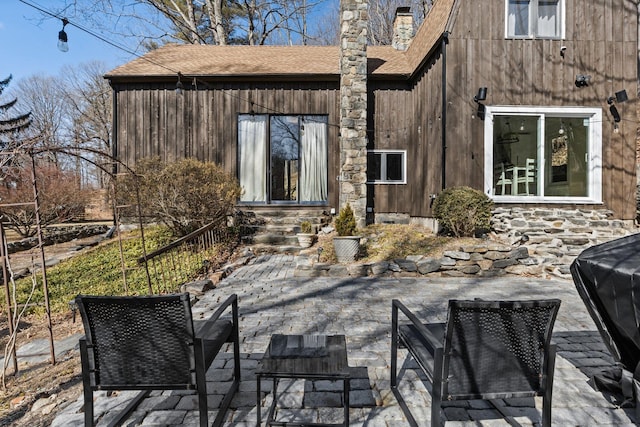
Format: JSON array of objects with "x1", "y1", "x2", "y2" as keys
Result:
[
  {"x1": 491, "y1": 207, "x2": 631, "y2": 247},
  {"x1": 7, "y1": 224, "x2": 110, "y2": 253},
  {"x1": 294, "y1": 208, "x2": 638, "y2": 280}
]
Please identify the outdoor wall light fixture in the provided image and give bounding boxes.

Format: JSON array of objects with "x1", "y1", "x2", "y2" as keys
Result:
[
  {"x1": 175, "y1": 72, "x2": 184, "y2": 94},
  {"x1": 607, "y1": 89, "x2": 628, "y2": 105},
  {"x1": 609, "y1": 105, "x2": 621, "y2": 123},
  {"x1": 474, "y1": 87, "x2": 487, "y2": 120},
  {"x1": 607, "y1": 89, "x2": 628, "y2": 123},
  {"x1": 57, "y1": 18, "x2": 69, "y2": 52},
  {"x1": 474, "y1": 87, "x2": 487, "y2": 103},
  {"x1": 575, "y1": 74, "x2": 591, "y2": 87}
]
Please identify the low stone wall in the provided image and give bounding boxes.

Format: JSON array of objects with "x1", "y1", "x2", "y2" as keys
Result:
[
  {"x1": 294, "y1": 208, "x2": 638, "y2": 280},
  {"x1": 7, "y1": 224, "x2": 110, "y2": 253},
  {"x1": 295, "y1": 243, "x2": 538, "y2": 278}
]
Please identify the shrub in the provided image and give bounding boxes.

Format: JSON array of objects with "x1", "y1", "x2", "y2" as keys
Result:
[
  {"x1": 0, "y1": 163, "x2": 88, "y2": 237},
  {"x1": 117, "y1": 157, "x2": 242, "y2": 237},
  {"x1": 334, "y1": 203, "x2": 357, "y2": 236},
  {"x1": 432, "y1": 186, "x2": 493, "y2": 237},
  {"x1": 300, "y1": 220, "x2": 313, "y2": 234}
]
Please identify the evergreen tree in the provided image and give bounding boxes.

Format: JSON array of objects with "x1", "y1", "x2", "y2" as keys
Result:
[{"x1": 0, "y1": 75, "x2": 31, "y2": 139}]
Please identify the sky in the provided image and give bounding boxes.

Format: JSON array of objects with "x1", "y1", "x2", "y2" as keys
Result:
[
  {"x1": 0, "y1": 0, "x2": 135, "y2": 83},
  {"x1": 1, "y1": 0, "x2": 339, "y2": 85}
]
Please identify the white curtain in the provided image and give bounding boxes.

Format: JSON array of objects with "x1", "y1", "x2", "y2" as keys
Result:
[
  {"x1": 507, "y1": 0, "x2": 530, "y2": 37},
  {"x1": 238, "y1": 115, "x2": 267, "y2": 202},
  {"x1": 537, "y1": 1, "x2": 559, "y2": 37},
  {"x1": 299, "y1": 119, "x2": 327, "y2": 202}
]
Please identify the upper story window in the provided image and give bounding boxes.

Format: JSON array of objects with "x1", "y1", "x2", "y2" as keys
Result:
[
  {"x1": 367, "y1": 150, "x2": 407, "y2": 184},
  {"x1": 506, "y1": 0, "x2": 564, "y2": 39}
]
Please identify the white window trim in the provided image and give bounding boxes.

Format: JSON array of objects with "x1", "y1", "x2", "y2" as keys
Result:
[
  {"x1": 367, "y1": 149, "x2": 407, "y2": 184},
  {"x1": 483, "y1": 106, "x2": 602, "y2": 203},
  {"x1": 504, "y1": 0, "x2": 566, "y2": 40}
]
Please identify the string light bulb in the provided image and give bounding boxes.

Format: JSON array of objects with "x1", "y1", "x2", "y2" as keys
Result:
[
  {"x1": 57, "y1": 18, "x2": 69, "y2": 52},
  {"x1": 175, "y1": 72, "x2": 184, "y2": 94}
]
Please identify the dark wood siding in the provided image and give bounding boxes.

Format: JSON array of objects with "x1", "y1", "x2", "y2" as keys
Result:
[
  {"x1": 365, "y1": 0, "x2": 636, "y2": 220},
  {"x1": 113, "y1": 81, "x2": 341, "y2": 208},
  {"x1": 369, "y1": 50, "x2": 445, "y2": 218},
  {"x1": 441, "y1": 0, "x2": 638, "y2": 220},
  {"x1": 111, "y1": 0, "x2": 637, "y2": 221}
]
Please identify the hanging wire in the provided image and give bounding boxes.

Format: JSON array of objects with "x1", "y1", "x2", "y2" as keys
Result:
[
  {"x1": 18, "y1": 0, "x2": 180, "y2": 75},
  {"x1": 16, "y1": 0, "x2": 639, "y2": 136}
]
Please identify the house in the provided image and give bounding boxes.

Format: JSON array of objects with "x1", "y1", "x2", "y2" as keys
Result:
[{"x1": 105, "y1": 0, "x2": 638, "y2": 238}]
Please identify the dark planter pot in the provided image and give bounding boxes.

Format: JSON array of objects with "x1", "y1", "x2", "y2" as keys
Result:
[{"x1": 333, "y1": 236, "x2": 361, "y2": 263}]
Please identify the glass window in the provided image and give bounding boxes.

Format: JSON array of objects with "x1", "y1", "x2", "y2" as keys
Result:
[
  {"x1": 238, "y1": 114, "x2": 327, "y2": 204},
  {"x1": 367, "y1": 150, "x2": 406, "y2": 184},
  {"x1": 544, "y1": 117, "x2": 588, "y2": 196},
  {"x1": 485, "y1": 107, "x2": 602, "y2": 203},
  {"x1": 507, "y1": 0, "x2": 530, "y2": 37},
  {"x1": 270, "y1": 116, "x2": 300, "y2": 202},
  {"x1": 506, "y1": 0, "x2": 563, "y2": 39},
  {"x1": 537, "y1": 0, "x2": 561, "y2": 37}
]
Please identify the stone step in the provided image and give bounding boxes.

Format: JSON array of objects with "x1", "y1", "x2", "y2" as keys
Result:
[
  {"x1": 257, "y1": 224, "x2": 298, "y2": 234},
  {"x1": 263, "y1": 218, "x2": 326, "y2": 228},
  {"x1": 244, "y1": 233, "x2": 299, "y2": 245},
  {"x1": 237, "y1": 207, "x2": 330, "y2": 250},
  {"x1": 242, "y1": 209, "x2": 327, "y2": 223},
  {"x1": 249, "y1": 243, "x2": 303, "y2": 255},
  {"x1": 244, "y1": 207, "x2": 329, "y2": 215},
  {"x1": 237, "y1": 207, "x2": 330, "y2": 224}
]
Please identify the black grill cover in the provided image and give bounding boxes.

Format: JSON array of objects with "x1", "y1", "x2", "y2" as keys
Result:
[{"x1": 570, "y1": 233, "x2": 640, "y2": 373}]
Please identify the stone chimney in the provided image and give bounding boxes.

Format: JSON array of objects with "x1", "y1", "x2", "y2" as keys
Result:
[
  {"x1": 339, "y1": 0, "x2": 368, "y2": 228},
  {"x1": 392, "y1": 7, "x2": 414, "y2": 51}
]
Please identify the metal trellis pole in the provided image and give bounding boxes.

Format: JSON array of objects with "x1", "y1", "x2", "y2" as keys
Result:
[
  {"x1": 0, "y1": 222, "x2": 18, "y2": 374},
  {"x1": 30, "y1": 153, "x2": 55, "y2": 365},
  {"x1": 134, "y1": 176, "x2": 153, "y2": 295}
]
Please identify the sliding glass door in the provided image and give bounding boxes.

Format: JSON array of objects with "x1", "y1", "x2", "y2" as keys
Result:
[{"x1": 239, "y1": 114, "x2": 327, "y2": 204}]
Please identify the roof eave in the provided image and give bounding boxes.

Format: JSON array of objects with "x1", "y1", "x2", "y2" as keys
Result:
[
  {"x1": 369, "y1": 72, "x2": 412, "y2": 81},
  {"x1": 105, "y1": 73, "x2": 342, "y2": 83},
  {"x1": 105, "y1": 71, "x2": 417, "y2": 83},
  {"x1": 407, "y1": 32, "x2": 448, "y2": 82}
]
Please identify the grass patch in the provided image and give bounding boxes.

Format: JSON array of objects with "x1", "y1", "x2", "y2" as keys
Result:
[
  {"x1": 5, "y1": 223, "x2": 474, "y2": 316},
  {"x1": 360, "y1": 224, "x2": 455, "y2": 261},
  {"x1": 318, "y1": 223, "x2": 479, "y2": 264},
  {"x1": 2, "y1": 226, "x2": 232, "y2": 316}
]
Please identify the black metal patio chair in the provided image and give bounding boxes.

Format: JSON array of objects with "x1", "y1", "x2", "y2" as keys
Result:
[
  {"x1": 391, "y1": 298, "x2": 560, "y2": 427},
  {"x1": 75, "y1": 292, "x2": 240, "y2": 427}
]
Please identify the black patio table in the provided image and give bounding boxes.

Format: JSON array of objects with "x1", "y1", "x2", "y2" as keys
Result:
[
  {"x1": 570, "y1": 233, "x2": 640, "y2": 412},
  {"x1": 256, "y1": 334, "x2": 350, "y2": 427}
]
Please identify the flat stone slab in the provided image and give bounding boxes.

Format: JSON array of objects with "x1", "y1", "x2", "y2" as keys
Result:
[{"x1": 2, "y1": 333, "x2": 82, "y2": 368}]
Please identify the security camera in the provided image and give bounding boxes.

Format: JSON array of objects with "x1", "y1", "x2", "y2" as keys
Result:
[
  {"x1": 560, "y1": 46, "x2": 567, "y2": 57},
  {"x1": 575, "y1": 74, "x2": 590, "y2": 88}
]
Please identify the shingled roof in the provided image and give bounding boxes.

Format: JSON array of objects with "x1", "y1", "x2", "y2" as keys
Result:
[
  {"x1": 405, "y1": 0, "x2": 457, "y2": 74},
  {"x1": 106, "y1": 45, "x2": 409, "y2": 78},
  {"x1": 105, "y1": 0, "x2": 457, "y2": 80}
]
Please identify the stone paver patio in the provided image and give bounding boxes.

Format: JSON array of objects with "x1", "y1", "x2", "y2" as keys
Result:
[{"x1": 51, "y1": 254, "x2": 638, "y2": 426}]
